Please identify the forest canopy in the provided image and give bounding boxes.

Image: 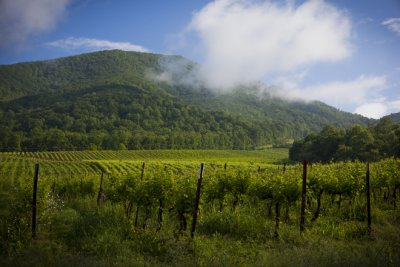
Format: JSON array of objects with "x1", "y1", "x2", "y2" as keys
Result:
[
  {"x1": 0, "y1": 50, "x2": 374, "y2": 152},
  {"x1": 289, "y1": 117, "x2": 400, "y2": 162}
]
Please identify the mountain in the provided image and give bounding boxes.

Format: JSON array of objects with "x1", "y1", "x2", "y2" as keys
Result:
[
  {"x1": 0, "y1": 50, "x2": 370, "y2": 151},
  {"x1": 384, "y1": 112, "x2": 400, "y2": 124}
]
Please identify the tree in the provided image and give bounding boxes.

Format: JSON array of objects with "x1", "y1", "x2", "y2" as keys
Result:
[
  {"x1": 289, "y1": 121, "x2": 400, "y2": 163},
  {"x1": 45, "y1": 129, "x2": 69, "y2": 151},
  {"x1": 344, "y1": 125, "x2": 375, "y2": 161},
  {"x1": 372, "y1": 117, "x2": 398, "y2": 157},
  {"x1": 313, "y1": 125, "x2": 344, "y2": 162}
]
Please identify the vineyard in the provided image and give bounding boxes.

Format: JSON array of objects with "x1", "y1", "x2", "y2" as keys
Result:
[
  {"x1": 0, "y1": 149, "x2": 287, "y2": 182},
  {"x1": 1, "y1": 150, "x2": 400, "y2": 266},
  {"x1": 0, "y1": 149, "x2": 288, "y2": 162}
]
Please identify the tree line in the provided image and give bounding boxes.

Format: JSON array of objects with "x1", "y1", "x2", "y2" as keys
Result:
[{"x1": 289, "y1": 117, "x2": 400, "y2": 162}]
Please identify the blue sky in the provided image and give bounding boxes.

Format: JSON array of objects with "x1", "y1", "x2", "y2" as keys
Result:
[{"x1": 1, "y1": 0, "x2": 399, "y2": 119}]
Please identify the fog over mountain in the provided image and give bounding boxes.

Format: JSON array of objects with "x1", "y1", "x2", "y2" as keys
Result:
[{"x1": 0, "y1": 50, "x2": 370, "y2": 151}]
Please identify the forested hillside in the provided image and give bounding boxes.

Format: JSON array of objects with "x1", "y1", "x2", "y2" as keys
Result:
[
  {"x1": 1, "y1": 84, "x2": 269, "y2": 150},
  {"x1": 385, "y1": 112, "x2": 400, "y2": 124},
  {"x1": 0, "y1": 50, "x2": 370, "y2": 151},
  {"x1": 290, "y1": 117, "x2": 400, "y2": 162}
]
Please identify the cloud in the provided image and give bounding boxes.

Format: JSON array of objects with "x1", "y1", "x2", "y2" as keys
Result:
[
  {"x1": 273, "y1": 73, "x2": 400, "y2": 119},
  {"x1": 0, "y1": 0, "x2": 71, "y2": 49},
  {"x1": 354, "y1": 102, "x2": 388, "y2": 119},
  {"x1": 382, "y1": 17, "x2": 400, "y2": 35},
  {"x1": 146, "y1": 55, "x2": 203, "y2": 87},
  {"x1": 46, "y1": 37, "x2": 149, "y2": 52},
  {"x1": 354, "y1": 99, "x2": 400, "y2": 119},
  {"x1": 183, "y1": 0, "x2": 352, "y2": 89},
  {"x1": 389, "y1": 99, "x2": 400, "y2": 110},
  {"x1": 291, "y1": 75, "x2": 387, "y2": 107},
  {"x1": 275, "y1": 74, "x2": 393, "y2": 119}
]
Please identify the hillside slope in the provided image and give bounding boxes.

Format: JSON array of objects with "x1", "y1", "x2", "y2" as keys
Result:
[
  {"x1": 384, "y1": 112, "x2": 400, "y2": 124},
  {"x1": 0, "y1": 50, "x2": 370, "y2": 151}
]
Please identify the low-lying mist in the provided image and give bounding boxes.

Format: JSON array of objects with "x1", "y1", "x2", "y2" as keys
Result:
[{"x1": 148, "y1": 0, "x2": 352, "y2": 103}]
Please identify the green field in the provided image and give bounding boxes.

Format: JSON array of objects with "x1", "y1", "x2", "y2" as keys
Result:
[
  {"x1": 1, "y1": 148, "x2": 288, "y2": 162},
  {"x1": 0, "y1": 149, "x2": 287, "y2": 181},
  {"x1": 1, "y1": 150, "x2": 399, "y2": 266}
]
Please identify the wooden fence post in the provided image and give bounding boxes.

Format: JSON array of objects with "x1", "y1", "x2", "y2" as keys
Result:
[
  {"x1": 97, "y1": 170, "x2": 105, "y2": 206},
  {"x1": 300, "y1": 160, "x2": 307, "y2": 232},
  {"x1": 191, "y1": 163, "x2": 205, "y2": 238},
  {"x1": 366, "y1": 162, "x2": 371, "y2": 232},
  {"x1": 141, "y1": 162, "x2": 145, "y2": 180},
  {"x1": 32, "y1": 163, "x2": 39, "y2": 239}
]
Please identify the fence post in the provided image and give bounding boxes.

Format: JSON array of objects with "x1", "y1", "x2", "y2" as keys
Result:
[
  {"x1": 191, "y1": 163, "x2": 205, "y2": 238},
  {"x1": 300, "y1": 160, "x2": 307, "y2": 232},
  {"x1": 32, "y1": 163, "x2": 39, "y2": 239},
  {"x1": 366, "y1": 162, "x2": 371, "y2": 232},
  {"x1": 141, "y1": 162, "x2": 145, "y2": 180},
  {"x1": 97, "y1": 170, "x2": 104, "y2": 206}
]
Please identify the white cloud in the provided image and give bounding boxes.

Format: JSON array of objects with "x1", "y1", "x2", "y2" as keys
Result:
[
  {"x1": 354, "y1": 102, "x2": 388, "y2": 119},
  {"x1": 354, "y1": 99, "x2": 400, "y2": 119},
  {"x1": 0, "y1": 0, "x2": 71, "y2": 49},
  {"x1": 273, "y1": 69, "x2": 309, "y2": 91},
  {"x1": 382, "y1": 17, "x2": 400, "y2": 35},
  {"x1": 46, "y1": 37, "x2": 148, "y2": 52},
  {"x1": 184, "y1": 0, "x2": 352, "y2": 89},
  {"x1": 281, "y1": 75, "x2": 400, "y2": 119},
  {"x1": 291, "y1": 75, "x2": 387, "y2": 107},
  {"x1": 275, "y1": 74, "x2": 397, "y2": 119}
]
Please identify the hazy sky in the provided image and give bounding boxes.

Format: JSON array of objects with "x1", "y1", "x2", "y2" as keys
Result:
[{"x1": 1, "y1": 0, "x2": 399, "y2": 119}]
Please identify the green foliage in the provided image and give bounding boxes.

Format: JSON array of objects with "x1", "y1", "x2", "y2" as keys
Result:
[
  {"x1": 1, "y1": 151, "x2": 400, "y2": 266},
  {"x1": 290, "y1": 118, "x2": 400, "y2": 162},
  {"x1": 384, "y1": 112, "x2": 400, "y2": 124},
  {"x1": 0, "y1": 50, "x2": 371, "y2": 151}
]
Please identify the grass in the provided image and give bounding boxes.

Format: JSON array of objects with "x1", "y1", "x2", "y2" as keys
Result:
[
  {"x1": 0, "y1": 150, "x2": 399, "y2": 266},
  {"x1": 1, "y1": 224, "x2": 399, "y2": 267}
]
